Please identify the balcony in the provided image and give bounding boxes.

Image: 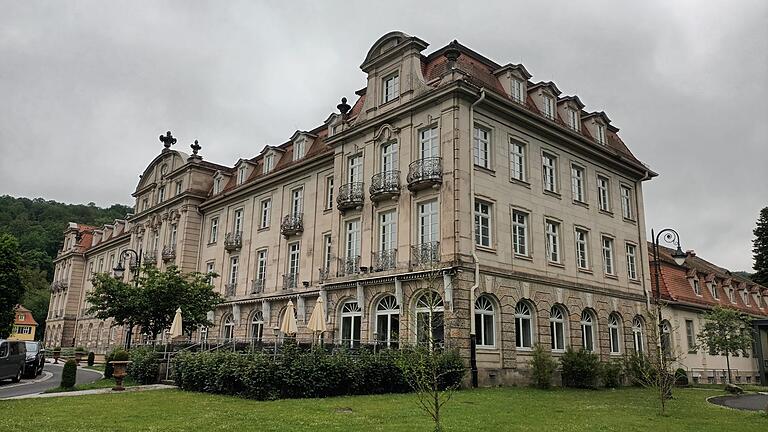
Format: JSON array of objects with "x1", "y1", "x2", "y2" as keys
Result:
[
  {"x1": 281, "y1": 213, "x2": 303, "y2": 237},
  {"x1": 224, "y1": 283, "x2": 236, "y2": 297},
  {"x1": 143, "y1": 251, "x2": 157, "y2": 266},
  {"x1": 337, "y1": 182, "x2": 364, "y2": 212},
  {"x1": 410, "y1": 241, "x2": 440, "y2": 268},
  {"x1": 251, "y1": 279, "x2": 265, "y2": 294},
  {"x1": 407, "y1": 157, "x2": 442, "y2": 192},
  {"x1": 162, "y1": 245, "x2": 176, "y2": 262},
  {"x1": 282, "y1": 273, "x2": 298, "y2": 290},
  {"x1": 373, "y1": 248, "x2": 397, "y2": 272},
  {"x1": 318, "y1": 267, "x2": 330, "y2": 282},
  {"x1": 338, "y1": 255, "x2": 361, "y2": 277},
  {"x1": 224, "y1": 231, "x2": 242, "y2": 252},
  {"x1": 369, "y1": 171, "x2": 400, "y2": 202}
]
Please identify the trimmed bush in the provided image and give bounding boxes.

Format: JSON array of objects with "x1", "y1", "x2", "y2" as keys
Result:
[
  {"x1": 127, "y1": 347, "x2": 161, "y2": 384},
  {"x1": 87, "y1": 351, "x2": 95, "y2": 366},
  {"x1": 529, "y1": 344, "x2": 558, "y2": 389},
  {"x1": 674, "y1": 368, "x2": 689, "y2": 386},
  {"x1": 601, "y1": 360, "x2": 623, "y2": 388},
  {"x1": 112, "y1": 349, "x2": 130, "y2": 361},
  {"x1": 560, "y1": 347, "x2": 600, "y2": 389},
  {"x1": 61, "y1": 359, "x2": 77, "y2": 388}
]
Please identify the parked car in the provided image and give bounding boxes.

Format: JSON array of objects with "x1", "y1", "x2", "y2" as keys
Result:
[
  {"x1": 0, "y1": 339, "x2": 27, "y2": 383},
  {"x1": 24, "y1": 341, "x2": 45, "y2": 378}
]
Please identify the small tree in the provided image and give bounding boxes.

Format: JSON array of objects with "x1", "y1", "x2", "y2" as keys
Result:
[
  {"x1": 61, "y1": 359, "x2": 77, "y2": 388},
  {"x1": 753, "y1": 207, "x2": 768, "y2": 287},
  {"x1": 697, "y1": 306, "x2": 754, "y2": 384},
  {"x1": 529, "y1": 344, "x2": 557, "y2": 389}
]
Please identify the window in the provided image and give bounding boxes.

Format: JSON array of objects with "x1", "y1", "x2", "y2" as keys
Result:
[
  {"x1": 375, "y1": 295, "x2": 400, "y2": 348},
  {"x1": 596, "y1": 123, "x2": 606, "y2": 145},
  {"x1": 685, "y1": 319, "x2": 696, "y2": 352},
  {"x1": 222, "y1": 315, "x2": 234, "y2": 341},
  {"x1": 255, "y1": 249, "x2": 267, "y2": 285},
  {"x1": 545, "y1": 220, "x2": 560, "y2": 263},
  {"x1": 233, "y1": 208, "x2": 243, "y2": 234},
  {"x1": 693, "y1": 278, "x2": 701, "y2": 296},
  {"x1": 602, "y1": 237, "x2": 615, "y2": 275},
  {"x1": 632, "y1": 316, "x2": 644, "y2": 353},
  {"x1": 742, "y1": 289, "x2": 749, "y2": 306},
  {"x1": 418, "y1": 200, "x2": 439, "y2": 244},
  {"x1": 575, "y1": 228, "x2": 589, "y2": 270},
  {"x1": 550, "y1": 305, "x2": 566, "y2": 352},
  {"x1": 419, "y1": 127, "x2": 439, "y2": 159},
  {"x1": 205, "y1": 262, "x2": 214, "y2": 282},
  {"x1": 259, "y1": 198, "x2": 271, "y2": 229},
  {"x1": 475, "y1": 296, "x2": 496, "y2": 347},
  {"x1": 661, "y1": 321, "x2": 672, "y2": 357},
  {"x1": 228, "y1": 256, "x2": 239, "y2": 285},
  {"x1": 250, "y1": 311, "x2": 264, "y2": 342},
  {"x1": 238, "y1": 165, "x2": 247, "y2": 184},
  {"x1": 620, "y1": 186, "x2": 634, "y2": 219},
  {"x1": 213, "y1": 177, "x2": 222, "y2": 194},
  {"x1": 542, "y1": 153, "x2": 557, "y2": 193},
  {"x1": 514, "y1": 301, "x2": 534, "y2": 349},
  {"x1": 511, "y1": 79, "x2": 523, "y2": 103},
  {"x1": 175, "y1": 181, "x2": 183, "y2": 195},
  {"x1": 609, "y1": 314, "x2": 621, "y2": 354},
  {"x1": 340, "y1": 301, "x2": 362, "y2": 348},
  {"x1": 293, "y1": 139, "x2": 305, "y2": 161},
  {"x1": 571, "y1": 165, "x2": 585, "y2": 202},
  {"x1": 263, "y1": 154, "x2": 274, "y2": 174},
  {"x1": 287, "y1": 242, "x2": 300, "y2": 277},
  {"x1": 381, "y1": 141, "x2": 398, "y2": 172},
  {"x1": 383, "y1": 73, "x2": 399, "y2": 103},
  {"x1": 512, "y1": 210, "x2": 528, "y2": 256},
  {"x1": 157, "y1": 186, "x2": 165, "y2": 203},
  {"x1": 568, "y1": 109, "x2": 580, "y2": 131},
  {"x1": 626, "y1": 243, "x2": 638, "y2": 280},
  {"x1": 543, "y1": 96, "x2": 554, "y2": 119},
  {"x1": 209, "y1": 217, "x2": 219, "y2": 243},
  {"x1": 597, "y1": 176, "x2": 611, "y2": 212},
  {"x1": 415, "y1": 292, "x2": 444, "y2": 348},
  {"x1": 711, "y1": 282, "x2": 719, "y2": 299},
  {"x1": 474, "y1": 200, "x2": 492, "y2": 247},
  {"x1": 473, "y1": 126, "x2": 490, "y2": 169},
  {"x1": 325, "y1": 176, "x2": 334, "y2": 209},
  {"x1": 348, "y1": 154, "x2": 363, "y2": 183},
  {"x1": 345, "y1": 219, "x2": 361, "y2": 260},
  {"x1": 727, "y1": 286, "x2": 735, "y2": 303},
  {"x1": 170, "y1": 224, "x2": 177, "y2": 246},
  {"x1": 142, "y1": 198, "x2": 149, "y2": 211},
  {"x1": 322, "y1": 234, "x2": 332, "y2": 272},
  {"x1": 379, "y1": 210, "x2": 397, "y2": 252},
  {"x1": 291, "y1": 188, "x2": 303, "y2": 215},
  {"x1": 580, "y1": 310, "x2": 595, "y2": 351},
  {"x1": 509, "y1": 140, "x2": 526, "y2": 181}
]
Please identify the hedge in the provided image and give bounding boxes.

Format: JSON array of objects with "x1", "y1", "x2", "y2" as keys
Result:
[
  {"x1": 127, "y1": 347, "x2": 161, "y2": 384},
  {"x1": 61, "y1": 359, "x2": 77, "y2": 388}
]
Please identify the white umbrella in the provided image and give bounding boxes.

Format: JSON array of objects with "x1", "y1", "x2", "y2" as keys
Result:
[
  {"x1": 280, "y1": 300, "x2": 298, "y2": 335},
  {"x1": 169, "y1": 307, "x2": 183, "y2": 339},
  {"x1": 307, "y1": 296, "x2": 327, "y2": 333}
]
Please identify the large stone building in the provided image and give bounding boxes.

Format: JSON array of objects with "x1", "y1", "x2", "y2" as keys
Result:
[{"x1": 48, "y1": 31, "x2": 677, "y2": 385}]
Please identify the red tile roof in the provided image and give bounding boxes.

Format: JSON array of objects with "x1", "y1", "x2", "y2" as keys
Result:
[{"x1": 14, "y1": 305, "x2": 37, "y2": 326}]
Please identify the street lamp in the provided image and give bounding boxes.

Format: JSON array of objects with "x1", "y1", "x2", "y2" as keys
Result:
[{"x1": 114, "y1": 248, "x2": 142, "y2": 349}]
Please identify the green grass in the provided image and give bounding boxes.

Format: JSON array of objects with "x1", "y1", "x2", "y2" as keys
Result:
[
  {"x1": 1, "y1": 386, "x2": 764, "y2": 431},
  {"x1": 44, "y1": 376, "x2": 138, "y2": 393}
]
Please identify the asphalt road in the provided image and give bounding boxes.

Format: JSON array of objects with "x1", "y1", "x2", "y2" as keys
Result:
[{"x1": 0, "y1": 363, "x2": 102, "y2": 399}]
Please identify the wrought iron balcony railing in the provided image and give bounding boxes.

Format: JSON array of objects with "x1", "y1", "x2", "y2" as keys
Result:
[
  {"x1": 338, "y1": 255, "x2": 361, "y2": 277},
  {"x1": 369, "y1": 171, "x2": 400, "y2": 202},
  {"x1": 337, "y1": 182, "x2": 364, "y2": 211},
  {"x1": 224, "y1": 282, "x2": 237, "y2": 297},
  {"x1": 407, "y1": 157, "x2": 442, "y2": 192},
  {"x1": 251, "y1": 278, "x2": 265, "y2": 294},
  {"x1": 282, "y1": 273, "x2": 298, "y2": 290},
  {"x1": 280, "y1": 213, "x2": 304, "y2": 237},
  {"x1": 411, "y1": 241, "x2": 440, "y2": 267},
  {"x1": 318, "y1": 267, "x2": 330, "y2": 282},
  {"x1": 143, "y1": 251, "x2": 157, "y2": 266},
  {"x1": 162, "y1": 245, "x2": 176, "y2": 262},
  {"x1": 373, "y1": 248, "x2": 397, "y2": 271},
  {"x1": 224, "y1": 231, "x2": 242, "y2": 252}
]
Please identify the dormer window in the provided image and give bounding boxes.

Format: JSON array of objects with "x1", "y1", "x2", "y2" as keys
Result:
[
  {"x1": 213, "y1": 177, "x2": 223, "y2": 194},
  {"x1": 727, "y1": 286, "x2": 735, "y2": 303},
  {"x1": 543, "y1": 97, "x2": 555, "y2": 120},
  {"x1": 692, "y1": 278, "x2": 701, "y2": 296},
  {"x1": 742, "y1": 290, "x2": 749, "y2": 306},
  {"x1": 293, "y1": 139, "x2": 305, "y2": 161},
  {"x1": 511, "y1": 79, "x2": 524, "y2": 103},
  {"x1": 175, "y1": 181, "x2": 183, "y2": 195},
  {"x1": 238, "y1": 165, "x2": 247, "y2": 185},
  {"x1": 710, "y1": 282, "x2": 719, "y2": 300},
  {"x1": 157, "y1": 186, "x2": 165, "y2": 203},
  {"x1": 263, "y1": 154, "x2": 274, "y2": 174},
  {"x1": 383, "y1": 73, "x2": 399, "y2": 103},
  {"x1": 568, "y1": 109, "x2": 580, "y2": 131},
  {"x1": 142, "y1": 198, "x2": 149, "y2": 211},
  {"x1": 596, "y1": 123, "x2": 606, "y2": 145}
]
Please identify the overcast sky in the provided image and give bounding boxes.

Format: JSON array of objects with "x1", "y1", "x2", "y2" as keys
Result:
[{"x1": 1, "y1": 1, "x2": 766, "y2": 271}]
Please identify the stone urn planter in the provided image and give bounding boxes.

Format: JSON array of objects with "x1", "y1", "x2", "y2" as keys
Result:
[
  {"x1": 52, "y1": 348, "x2": 61, "y2": 364},
  {"x1": 110, "y1": 360, "x2": 132, "y2": 391},
  {"x1": 74, "y1": 347, "x2": 86, "y2": 365}
]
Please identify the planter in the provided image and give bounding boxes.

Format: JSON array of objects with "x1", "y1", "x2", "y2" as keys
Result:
[
  {"x1": 110, "y1": 360, "x2": 132, "y2": 391},
  {"x1": 52, "y1": 351, "x2": 61, "y2": 364}
]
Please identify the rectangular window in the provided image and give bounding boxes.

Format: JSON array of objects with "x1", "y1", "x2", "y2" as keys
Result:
[
  {"x1": 157, "y1": 186, "x2": 165, "y2": 203},
  {"x1": 259, "y1": 198, "x2": 271, "y2": 229},
  {"x1": 233, "y1": 208, "x2": 243, "y2": 234},
  {"x1": 602, "y1": 237, "x2": 615, "y2": 275},
  {"x1": 322, "y1": 234, "x2": 332, "y2": 271},
  {"x1": 325, "y1": 176, "x2": 334, "y2": 209},
  {"x1": 571, "y1": 164, "x2": 585, "y2": 202},
  {"x1": 293, "y1": 139, "x2": 305, "y2": 161},
  {"x1": 597, "y1": 123, "x2": 606, "y2": 144},
  {"x1": 512, "y1": 210, "x2": 528, "y2": 256},
  {"x1": 345, "y1": 219, "x2": 361, "y2": 258},
  {"x1": 626, "y1": 243, "x2": 638, "y2": 280},
  {"x1": 568, "y1": 109, "x2": 580, "y2": 131},
  {"x1": 474, "y1": 200, "x2": 492, "y2": 247},
  {"x1": 510, "y1": 141, "x2": 526, "y2": 181},
  {"x1": 213, "y1": 178, "x2": 222, "y2": 194},
  {"x1": 142, "y1": 198, "x2": 149, "y2": 211},
  {"x1": 238, "y1": 166, "x2": 247, "y2": 184},
  {"x1": 419, "y1": 127, "x2": 439, "y2": 159},
  {"x1": 205, "y1": 261, "x2": 214, "y2": 281},
  {"x1": 263, "y1": 154, "x2": 274, "y2": 174},
  {"x1": 381, "y1": 141, "x2": 398, "y2": 172},
  {"x1": 543, "y1": 97, "x2": 554, "y2": 119},
  {"x1": 597, "y1": 175, "x2": 611, "y2": 212},
  {"x1": 175, "y1": 181, "x2": 183, "y2": 195},
  {"x1": 170, "y1": 224, "x2": 177, "y2": 246},
  {"x1": 685, "y1": 320, "x2": 696, "y2": 352},
  {"x1": 711, "y1": 282, "x2": 719, "y2": 300},
  {"x1": 209, "y1": 217, "x2": 219, "y2": 243},
  {"x1": 287, "y1": 242, "x2": 300, "y2": 276},
  {"x1": 511, "y1": 79, "x2": 523, "y2": 103},
  {"x1": 473, "y1": 126, "x2": 490, "y2": 169},
  {"x1": 291, "y1": 188, "x2": 303, "y2": 215},
  {"x1": 383, "y1": 73, "x2": 400, "y2": 103},
  {"x1": 255, "y1": 249, "x2": 267, "y2": 283},
  {"x1": 228, "y1": 256, "x2": 239, "y2": 285},
  {"x1": 542, "y1": 153, "x2": 557, "y2": 193},
  {"x1": 693, "y1": 279, "x2": 701, "y2": 295},
  {"x1": 575, "y1": 228, "x2": 589, "y2": 269},
  {"x1": 418, "y1": 200, "x2": 439, "y2": 244},
  {"x1": 379, "y1": 210, "x2": 397, "y2": 252},
  {"x1": 545, "y1": 220, "x2": 560, "y2": 263},
  {"x1": 348, "y1": 154, "x2": 363, "y2": 183},
  {"x1": 621, "y1": 186, "x2": 634, "y2": 219}
]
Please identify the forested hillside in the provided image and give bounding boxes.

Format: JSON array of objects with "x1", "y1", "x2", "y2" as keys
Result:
[{"x1": 0, "y1": 195, "x2": 132, "y2": 339}]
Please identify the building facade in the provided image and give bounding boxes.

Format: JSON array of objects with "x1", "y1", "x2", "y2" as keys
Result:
[
  {"x1": 9, "y1": 305, "x2": 37, "y2": 341},
  {"x1": 48, "y1": 31, "x2": 673, "y2": 385}
]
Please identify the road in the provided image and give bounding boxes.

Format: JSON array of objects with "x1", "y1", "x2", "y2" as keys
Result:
[{"x1": 0, "y1": 363, "x2": 103, "y2": 399}]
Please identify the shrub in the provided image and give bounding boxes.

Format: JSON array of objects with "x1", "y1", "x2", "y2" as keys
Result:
[
  {"x1": 75, "y1": 346, "x2": 86, "y2": 354},
  {"x1": 560, "y1": 347, "x2": 600, "y2": 389},
  {"x1": 601, "y1": 360, "x2": 623, "y2": 388},
  {"x1": 529, "y1": 344, "x2": 558, "y2": 389},
  {"x1": 61, "y1": 359, "x2": 77, "y2": 388},
  {"x1": 128, "y1": 347, "x2": 161, "y2": 384},
  {"x1": 104, "y1": 350, "x2": 115, "y2": 378},
  {"x1": 674, "y1": 368, "x2": 689, "y2": 386},
  {"x1": 112, "y1": 349, "x2": 130, "y2": 361},
  {"x1": 623, "y1": 353, "x2": 655, "y2": 386},
  {"x1": 87, "y1": 351, "x2": 95, "y2": 366}
]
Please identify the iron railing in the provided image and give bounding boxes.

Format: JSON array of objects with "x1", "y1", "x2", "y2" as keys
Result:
[
  {"x1": 224, "y1": 231, "x2": 242, "y2": 251},
  {"x1": 282, "y1": 273, "x2": 298, "y2": 290},
  {"x1": 373, "y1": 248, "x2": 397, "y2": 271},
  {"x1": 251, "y1": 279, "x2": 265, "y2": 294},
  {"x1": 337, "y1": 182, "x2": 364, "y2": 211},
  {"x1": 318, "y1": 267, "x2": 330, "y2": 282},
  {"x1": 411, "y1": 241, "x2": 440, "y2": 267},
  {"x1": 280, "y1": 213, "x2": 303, "y2": 237},
  {"x1": 407, "y1": 157, "x2": 442, "y2": 190},
  {"x1": 338, "y1": 255, "x2": 361, "y2": 276},
  {"x1": 162, "y1": 245, "x2": 176, "y2": 261},
  {"x1": 143, "y1": 251, "x2": 157, "y2": 266},
  {"x1": 224, "y1": 283, "x2": 236, "y2": 297},
  {"x1": 369, "y1": 171, "x2": 400, "y2": 201}
]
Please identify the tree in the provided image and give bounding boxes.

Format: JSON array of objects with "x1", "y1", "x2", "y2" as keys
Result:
[
  {"x1": 0, "y1": 233, "x2": 24, "y2": 337},
  {"x1": 86, "y1": 273, "x2": 142, "y2": 339},
  {"x1": 20, "y1": 265, "x2": 52, "y2": 340},
  {"x1": 753, "y1": 206, "x2": 768, "y2": 286},
  {"x1": 697, "y1": 306, "x2": 754, "y2": 384}
]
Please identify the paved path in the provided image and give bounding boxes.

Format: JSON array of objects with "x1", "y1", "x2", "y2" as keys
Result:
[
  {"x1": 709, "y1": 393, "x2": 768, "y2": 411},
  {"x1": 0, "y1": 363, "x2": 102, "y2": 399},
  {"x1": 4, "y1": 384, "x2": 176, "y2": 400}
]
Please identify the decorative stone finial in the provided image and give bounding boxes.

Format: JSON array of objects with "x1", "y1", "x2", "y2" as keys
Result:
[
  {"x1": 159, "y1": 131, "x2": 177, "y2": 149},
  {"x1": 190, "y1": 139, "x2": 201, "y2": 155},
  {"x1": 444, "y1": 41, "x2": 461, "y2": 67},
  {"x1": 337, "y1": 97, "x2": 351, "y2": 115}
]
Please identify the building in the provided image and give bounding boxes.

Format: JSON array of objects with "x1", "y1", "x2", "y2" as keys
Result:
[
  {"x1": 9, "y1": 305, "x2": 37, "y2": 341},
  {"x1": 48, "y1": 31, "x2": 667, "y2": 385},
  {"x1": 652, "y1": 245, "x2": 768, "y2": 385}
]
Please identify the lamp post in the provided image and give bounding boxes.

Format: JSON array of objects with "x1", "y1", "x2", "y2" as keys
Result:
[{"x1": 113, "y1": 247, "x2": 142, "y2": 350}]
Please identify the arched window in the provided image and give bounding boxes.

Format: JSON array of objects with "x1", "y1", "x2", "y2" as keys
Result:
[
  {"x1": 608, "y1": 313, "x2": 621, "y2": 354},
  {"x1": 580, "y1": 310, "x2": 595, "y2": 351},
  {"x1": 415, "y1": 292, "x2": 444, "y2": 348},
  {"x1": 340, "y1": 301, "x2": 362, "y2": 348},
  {"x1": 221, "y1": 314, "x2": 235, "y2": 341},
  {"x1": 515, "y1": 301, "x2": 534, "y2": 349},
  {"x1": 250, "y1": 311, "x2": 264, "y2": 342},
  {"x1": 632, "y1": 316, "x2": 645, "y2": 353},
  {"x1": 474, "y1": 296, "x2": 495, "y2": 347},
  {"x1": 87, "y1": 323, "x2": 93, "y2": 342},
  {"x1": 661, "y1": 320, "x2": 672, "y2": 357},
  {"x1": 549, "y1": 305, "x2": 566, "y2": 352},
  {"x1": 375, "y1": 295, "x2": 399, "y2": 348},
  {"x1": 96, "y1": 323, "x2": 104, "y2": 347}
]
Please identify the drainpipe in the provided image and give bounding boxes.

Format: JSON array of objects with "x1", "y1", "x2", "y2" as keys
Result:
[{"x1": 468, "y1": 88, "x2": 486, "y2": 388}]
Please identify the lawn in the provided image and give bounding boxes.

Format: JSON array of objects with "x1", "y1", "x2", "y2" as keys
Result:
[
  {"x1": 44, "y1": 376, "x2": 138, "y2": 393},
  {"x1": 1, "y1": 387, "x2": 763, "y2": 431}
]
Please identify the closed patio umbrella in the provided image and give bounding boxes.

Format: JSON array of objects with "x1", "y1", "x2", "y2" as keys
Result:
[
  {"x1": 307, "y1": 297, "x2": 326, "y2": 343},
  {"x1": 280, "y1": 300, "x2": 298, "y2": 336},
  {"x1": 169, "y1": 307, "x2": 183, "y2": 339}
]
